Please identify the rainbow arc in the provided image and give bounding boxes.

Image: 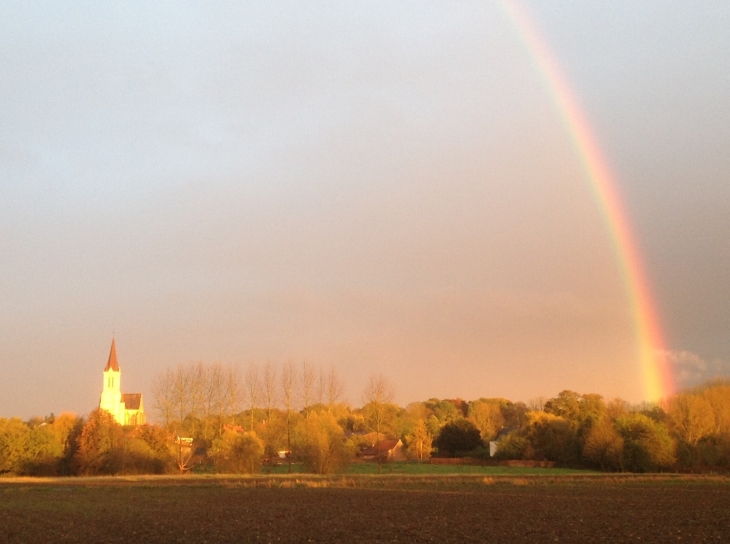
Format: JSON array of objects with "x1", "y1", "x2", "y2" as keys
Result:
[{"x1": 501, "y1": 1, "x2": 674, "y2": 401}]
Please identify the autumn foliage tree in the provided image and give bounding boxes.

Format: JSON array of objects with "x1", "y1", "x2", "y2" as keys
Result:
[
  {"x1": 582, "y1": 417, "x2": 624, "y2": 471},
  {"x1": 75, "y1": 409, "x2": 125, "y2": 475},
  {"x1": 295, "y1": 410, "x2": 352, "y2": 474},
  {"x1": 615, "y1": 413, "x2": 675, "y2": 472},
  {"x1": 212, "y1": 430, "x2": 264, "y2": 474},
  {"x1": 405, "y1": 419, "x2": 433, "y2": 461}
]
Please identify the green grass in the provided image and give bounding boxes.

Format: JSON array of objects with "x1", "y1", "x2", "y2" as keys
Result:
[
  {"x1": 343, "y1": 461, "x2": 598, "y2": 475},
  {"x1": 254, "y1": 460, "x2": 597, "y2": 476},
  {"x1": 260, "y1": 462, "x2": 308, "y2": 474},
  {"x1": 207, "y1": 460, "x2": 600, "y2": 476}
]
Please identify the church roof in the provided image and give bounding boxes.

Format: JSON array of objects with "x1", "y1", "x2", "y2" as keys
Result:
[
  {"x1": 122, "y1": 393, "x2": 143, "y2": 410},
  {"x1": 104, "y1": 338, "x2": 120, "y2": 372}
]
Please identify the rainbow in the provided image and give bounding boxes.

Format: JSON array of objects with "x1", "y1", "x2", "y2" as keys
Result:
[{"x1": 499, "y1": 1, "x2": 674, "y2": 401}]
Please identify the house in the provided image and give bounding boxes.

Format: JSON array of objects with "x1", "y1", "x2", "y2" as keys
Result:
[
  {"x1": 99, "y1": 338, "x2": 146, "y2": 426},
  {"x1": 359, "y1": 439, "x2": 406, "y2": 462}
]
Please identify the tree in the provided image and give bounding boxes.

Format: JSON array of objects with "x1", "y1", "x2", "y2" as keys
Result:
[
  {"x1": 262, "y1": 360, "x2": 278, "y2": 422},
  {"x1": 544, "y1": 390, "x2": 581, "y2": 421},
  {"x1": 582, "y1": 418, "x2": 624, "y2": 471},
  {"x1": 615, "y1": 413, "x2": 675, "y2": 472},
  {"x1": 493, "y1": 433, "x2": 528, "y2": 461},
  {"x1": 49, "y1": 412, "x2": 84, "y2": 475},
  {"x1": 405, "y1": 419, "x2": 433, "y2": 461},
  {"x1": 212, "y1": 430, "x2": 264, "y2": 474},
  {"x1": 299, "y1": 360, "x2": 316, "y2": 418},
  {"x1": 424, "y1": 398, "x2": 460, "y2": 425},
  {"x1": 281, "y1": 360, "x2": 298, "y2": 473},
  {"x1": 362, "y1": 373, "x2": 395, "y2": 473},
  {"x1": 295, "y1": 411, "x2": 352, "y2": 474},
  {"x1": 527, "y1": 396, "x2": 547, "y2": 411},
  {"x1": 126, "y1": 424, "x2": 175, "y2": 474},
  {"x1": 522, "y1": 412, "x2": 579, "y2": 465},
  {"x1": 325, "y1": 366, "x2": 345, "y2": 412},
  {"x1": 75, "y1": 409, "x2": 124, "y2": 475},
  {"x1": 0, "y1": 418, "x2": 30, "y2": 474},
  {"x1": 665, "y1": 393, "x2": 715, "y2": 446},
  {"x1": 200, "y1": 362, "x2": 223, "y2": 440},
  {"x1": 152, "y1": 367, "x2": 175, "y2": 429},
  {"x1": 468, "y1": 400, "x2": 505, "y2": 441},
  {"x1": 701, "y1": 381, "x2": 730, "y2": 434},
  {"x1": 244, "y1": 363, "x2": 261, "y2": 432},
  {"x1": 433, "y1": 418, "x2": 483, "y2": 457}
]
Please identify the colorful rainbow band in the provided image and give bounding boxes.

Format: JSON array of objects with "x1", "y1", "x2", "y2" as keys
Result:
[{"x1": 500, "y1": 0, "x2": 674, "y2": 401}]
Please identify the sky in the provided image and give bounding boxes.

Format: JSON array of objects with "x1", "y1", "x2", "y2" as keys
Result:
[{"x1": 1, "y1": 1, "x2": 729, "y2": 419}]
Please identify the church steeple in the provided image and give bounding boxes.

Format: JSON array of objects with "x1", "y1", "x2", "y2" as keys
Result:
[
  {"x1": 105, "y1": 337, "x2": 120, "y2": 372},
  {"x1": 99, "y1": 337, "x2": 146, "y2": 426}
]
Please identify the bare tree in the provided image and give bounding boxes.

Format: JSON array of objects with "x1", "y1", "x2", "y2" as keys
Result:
[
  {"x1": 188, "y1": 362, "x2": 206, "y2": 422},
  {"x1": 244, "y1": 363, "x2": 261, "y2": 432},
  {"x1": 208, "y1": 362, "x2": 227, "y2": 435},
  {"x1": 200, "y1": 362, "x2": 223, "y2": 440},
  {"x1": 172, "y1": 364, "x2": 190, "y2": 434},
  {"x1": 281, "y1": 360, "x2": 298, "y2": 473},
  {"x1": 152, "y1": 367, "x2": 175, "y2": 429},
  {"x1": 326, "y1": 366, "x2": 345, "y2": 412},
  {"x1": 316, "y1": 366, "x2": 326, "y2": 407},
  {"x1": 665, "y1": 393, "x2": 715, "y2": 445},
  {"x1": 362, "y1": 373, "x2": 395, "y2": 473},
  {"x1": 224, "y1": 364, "x2": 243, "y2": 423},
  {"x1": 262, "y1": 360, "x2": 278, "y2": 422},
  {"x1": 527, "y1": 396, "x2": 547, "y2": 412},
  {"x1": 300, "y1": 360, "x2": 316, "y2": 417}
]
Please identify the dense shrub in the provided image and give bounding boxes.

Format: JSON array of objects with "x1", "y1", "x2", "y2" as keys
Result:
[
  {"x1": 522, "y1": 412, "x2": 579, "y2": 465},
  {"x1": 212, "y1": 430, "x2": 264, "y2": 473},
  {"x1": 493, "y1": 433, "x2": 528, "y2": 460},
  {"x1": 295, "y1": 411, "x2": 353, "y2": 474},
  {"x1": 616, "y1": 413, "x2": 675, "y2": 472},
  {"x1": 433, "y1": 418, "x2": 483, "y2": 457}
]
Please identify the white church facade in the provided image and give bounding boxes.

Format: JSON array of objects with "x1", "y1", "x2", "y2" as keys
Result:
[{"x1": 99, "y1": 338, "x2": 145, "y2": 426}]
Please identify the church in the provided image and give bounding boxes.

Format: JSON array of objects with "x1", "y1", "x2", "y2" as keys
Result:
[{"x1": 99, "y1": 338, "x2": 146, "y2": 426}]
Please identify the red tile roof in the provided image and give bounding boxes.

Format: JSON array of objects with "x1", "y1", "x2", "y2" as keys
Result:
[
  {"x1": 122, "y1": 393, "x2": 142, "y2": 410},
  {"x1": 360, "y1": 440, "x2": 401, "y2": 457}
]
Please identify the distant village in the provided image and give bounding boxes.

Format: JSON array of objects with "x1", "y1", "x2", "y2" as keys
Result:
[{"x1": 1, "y1": 338, "x2": 729, "y2": 476}]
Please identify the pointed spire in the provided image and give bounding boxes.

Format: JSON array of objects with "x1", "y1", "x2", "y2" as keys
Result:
[{"x1": 105, "y1": 337, "x2": 120, "y2": 371}]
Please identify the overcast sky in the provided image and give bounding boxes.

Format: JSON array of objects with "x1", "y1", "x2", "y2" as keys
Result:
[{"x1": 1, "y1": 1, "x2": 729, "y2": 419}]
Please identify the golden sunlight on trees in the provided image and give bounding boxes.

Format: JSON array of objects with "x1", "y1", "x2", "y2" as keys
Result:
[
  {"x1": 362, "y1": 373, "x2": 396, "y2": 473},
  {"x1": 131, "y1": 363, "x2": 730, "y2": 475},
  {"x1": 521, "y1": 412, "x2": 580, "y2": 465},
  {"x1": 294, "y1": 410, "x2": 352, "y2": 474},
  {"x1": 0, "y1": 414, "x2": 84, "y2": 476},
  {"x1": 244, "y1": 363, "x2": 261, "y2": 432},
  {"x1": 152, "y1": 362, "x2": 242, "y2": 439},
  {"x1": 405, "y1": 419, "x2": 433, "y2": 461},
  {"x1": 615, "y1": 413, "x2": 676, "y2": 472},
  {"x1": 0, "y1": 418, "x2": 30, "y2": 474},
  {"x1": 212, "y1": 430, "x2": 264, "y2": 474},
  {"x1": 666, "y1": 393, "x2": 715, "y2": 446},
  {"x1": 75, "y1": 409, "x2": 125, "y2": 475},
  {"x1": 582, "y1": 417, "x2": 624, "y2": 471},
  {"x1": 468, "y1": 400, "x2": 506, "y2": 441},
  {"x1": 281, "y1": 360, "x2": 298, "y2": 473}
]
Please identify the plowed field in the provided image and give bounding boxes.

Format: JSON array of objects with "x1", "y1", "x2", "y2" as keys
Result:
[{"x1": 1, "y1": 476, "x2": 728, "y2": 543}]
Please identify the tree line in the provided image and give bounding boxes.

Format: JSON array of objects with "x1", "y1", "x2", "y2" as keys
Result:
[{"x1": 1, "y1": 361, "x2": 729, "y2": 476}]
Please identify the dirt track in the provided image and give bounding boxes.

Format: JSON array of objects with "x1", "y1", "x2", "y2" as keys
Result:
[{"x1": 1, "y1": 479, "x2": 728, "y2": 543}]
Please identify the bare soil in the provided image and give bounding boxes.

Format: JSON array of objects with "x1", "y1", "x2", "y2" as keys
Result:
[{"x1": 1, "y1": 476, "x2": 728, "y2": 543}]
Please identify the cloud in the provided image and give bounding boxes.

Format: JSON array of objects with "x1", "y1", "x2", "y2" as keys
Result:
[{"x1": 663, "y1": 350, "x2": 730, "y2": 390}]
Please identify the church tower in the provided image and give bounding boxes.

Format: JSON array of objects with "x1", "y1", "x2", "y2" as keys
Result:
[{"x1": 99, "y1": 337, "x2": 125, "y2": 425}]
